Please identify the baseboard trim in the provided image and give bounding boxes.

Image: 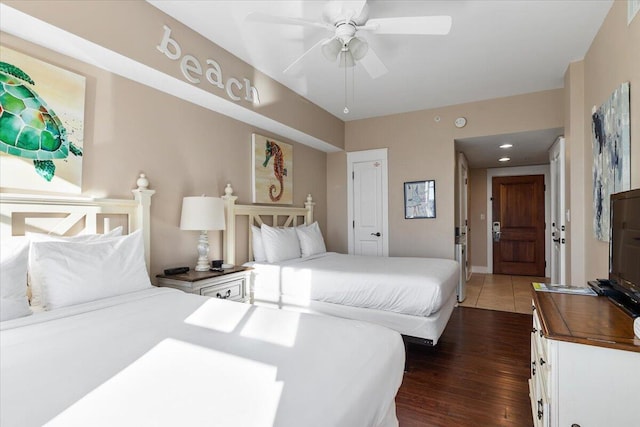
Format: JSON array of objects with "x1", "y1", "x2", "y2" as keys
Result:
[{"x1": 472, "y1": 266, "x2": 489, "y2": 274}]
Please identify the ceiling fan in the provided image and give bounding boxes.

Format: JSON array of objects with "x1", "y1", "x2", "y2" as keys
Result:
[{"x1": 247, "y1": 0, "x2": 452, "y2": 79}]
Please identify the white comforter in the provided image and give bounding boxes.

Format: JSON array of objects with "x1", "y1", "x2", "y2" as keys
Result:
[
  {"x1": 0, "y1": 288, "x2": 404, "y2": 427},
  {"x1": 248, "y1": 253, "x2": 459, "y2": 317}
]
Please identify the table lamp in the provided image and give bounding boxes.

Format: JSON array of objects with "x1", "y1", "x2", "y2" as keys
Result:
[{"x1": 180, "y1": 196, "x2": 225, "y2": 271}]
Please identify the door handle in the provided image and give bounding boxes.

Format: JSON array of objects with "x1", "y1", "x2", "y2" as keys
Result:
[
  {"x1": 553, "y1": 238, "x2": 560, "y2": 243},
  {"x1": 371, "y1": 232, "x2": 381, "y2": 237},
  {"x1": 492, "y1": 221, "x2": 501, "y2": 242}
]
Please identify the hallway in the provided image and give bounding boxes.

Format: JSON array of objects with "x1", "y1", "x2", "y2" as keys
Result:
[{"x1": 458, "y1": 274, "x2": 550, "y2": 315}]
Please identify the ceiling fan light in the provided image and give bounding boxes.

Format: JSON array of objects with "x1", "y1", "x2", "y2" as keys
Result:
[
  {"x1": 321, "y1": 38, "x2": 342, "y2": 61},
  {"x1": 338, "y1": 50, "x2": 355, "y2": 68},
  {"x1": 348, "y1": 37, "x2": 368, "y2": 60}
]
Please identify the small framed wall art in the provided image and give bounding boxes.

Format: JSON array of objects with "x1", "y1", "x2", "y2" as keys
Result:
[
  {"x1": 404, "y1": 180, "x2": 436, "y2": 219},
  {"x1": 251, "y1": 133, "x2": 293, "y2": 204}
]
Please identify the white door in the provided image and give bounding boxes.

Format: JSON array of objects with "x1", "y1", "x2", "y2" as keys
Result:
[
  {"x1": 549, "y1": 137, "x2": 566, "y2": 284},
  {"x1": 347, "y1": 149, "x2": 389, "y2": 256}
]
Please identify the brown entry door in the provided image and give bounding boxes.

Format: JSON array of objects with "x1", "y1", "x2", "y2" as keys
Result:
[{"x1": 492, "y1": 175, "x2": 545, "y2": 276}]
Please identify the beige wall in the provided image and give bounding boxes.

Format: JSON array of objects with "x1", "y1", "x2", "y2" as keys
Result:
[
  {"x1": 328, "y1": 89, "x2": 563, "y2": 259},
  {"x1": 578, "y1": 0, "x2": 640, "y2": 283},
  {"x1": 4, "y1": 0, "x2": 345, "y2": 150},
  {"x1": 1, "y1": 29, "x2": 330, "y2": 278},
  {"x1": 563, "y1": 61, "x2": 585, "y2": 285},
  {"x1": 5, "y1": 0, "x2": 637, "y2": 284}
]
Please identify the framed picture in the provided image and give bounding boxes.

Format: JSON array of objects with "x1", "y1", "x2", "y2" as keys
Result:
[
  {"x1": 0, "y1": 46, "x2": 86, "y2": 194},
  {"x1": 404, "y1": 180, "x2": 436, "y2": 219},
  {"x1": 251, "y1": 133, "x2": 293, "y2": 204}
]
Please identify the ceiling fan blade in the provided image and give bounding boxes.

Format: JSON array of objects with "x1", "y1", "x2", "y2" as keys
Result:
[
  {"x1": 283, "y1": 37, "x2": 333, "y2": 74},
  {"x1": 363, "y1": 16, "x2": 452, "y2": 35},
  {"x1": 358, "y1": 46, "x2": 388, "y2": 79},
  {"x1": 246, "y1": 12, "x2": 334, "y2": 31}
]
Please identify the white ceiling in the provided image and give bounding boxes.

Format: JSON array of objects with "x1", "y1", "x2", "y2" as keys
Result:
[
  {"x1": 455, "y1": 128, "x2": 564, "y2": 169},
  {"x1": 148, "y1": 0, "x2": 612, "y2": 122}
]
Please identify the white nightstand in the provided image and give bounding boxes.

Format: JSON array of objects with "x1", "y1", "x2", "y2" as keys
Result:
[{"x1": 156, "y1": 266, "x2": 251, "y2": 302}]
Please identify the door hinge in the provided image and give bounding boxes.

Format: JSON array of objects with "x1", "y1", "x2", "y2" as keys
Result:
[
  {"x1": 352, "y1": 171, "x2": 354, "y2": 179},
  {"x1": 352, "y1": 220, "x2": 355, "y2": 228},
  {"x1": 465, "y1": 178, "x2": 468, "y2": 185},
  {"x1": 490, "y1": 197, "x2": 493, "y2": 201},
  {"x1": 545, "y1": 261, "x2": 547, "y2": 267}
]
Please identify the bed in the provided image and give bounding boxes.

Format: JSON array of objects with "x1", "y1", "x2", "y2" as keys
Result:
[
  {"x1": 0, "y1": 176, "x2": 405, "y2": 427},
  {"x1": 221, "y1": 185, "x2": 459, "y2": 346}
]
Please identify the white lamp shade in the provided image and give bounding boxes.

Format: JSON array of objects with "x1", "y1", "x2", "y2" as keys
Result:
[
  {"x1": 321, "y1": 38, "x2": 342, "y2": 61},
  {"x1": 180, "y1": 196, "x2": 225, "y2": 231},
  {"x1": 348, "y1": 37, "x2": 368, "y2": 60},
  {"x1": 338, "y1": 50, "x2": 355, "y2": 68}
]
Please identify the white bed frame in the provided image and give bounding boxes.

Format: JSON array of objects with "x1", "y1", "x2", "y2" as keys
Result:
[
  {"x1": 221, "y1": 183, "x2": 314, "y2": 265},
  {"x1": 0, "y1": 174, "x2": 155, "y2": 271},
  {"x1": 221, "y1": 184, "x2": 455, "y2": 346}
]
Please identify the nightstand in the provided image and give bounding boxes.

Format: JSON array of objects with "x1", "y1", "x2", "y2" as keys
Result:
[{"x1": 156, "y1": 266, "x2": 251, "y2": 302}]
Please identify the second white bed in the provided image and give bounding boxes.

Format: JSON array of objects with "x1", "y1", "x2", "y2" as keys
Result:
[{"x1": 247, "y1": 253, "x2": 459, "y2": 344}]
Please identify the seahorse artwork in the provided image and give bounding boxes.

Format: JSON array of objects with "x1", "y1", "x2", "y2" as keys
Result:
[{"x1": 262, "y1": 139, "x2": 287, "y2": 202}]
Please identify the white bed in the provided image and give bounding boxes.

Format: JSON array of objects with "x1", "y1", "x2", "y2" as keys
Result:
[
  {"x1": 0, "y1": 177, "x2": 405, "y2": 427},
  {"x1": 1, "y1": 288, "x2": 404, "y2": 427},
  {"x1": 221, "y1": 185, "x2": 459, "y2": 345}
]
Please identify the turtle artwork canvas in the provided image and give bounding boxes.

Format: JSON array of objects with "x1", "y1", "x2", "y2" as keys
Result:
[
  {"x1": 0, "y1": 46, "x2": 85, "y2": 194},
  {"x1": 252, "y1": 133, "x2": 293, "y2": 205}
]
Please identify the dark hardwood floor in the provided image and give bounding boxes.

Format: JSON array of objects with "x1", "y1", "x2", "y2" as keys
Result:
[{"x1": 396, "y1": 307, "x2": 533, "y2": 427}]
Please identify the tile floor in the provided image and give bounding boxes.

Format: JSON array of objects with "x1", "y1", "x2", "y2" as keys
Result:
[{"x1": 458, "y1": 274, "x2": 550, "y2": 315}]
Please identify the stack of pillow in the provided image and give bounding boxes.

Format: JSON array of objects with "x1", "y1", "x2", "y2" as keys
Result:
[
  {"x1": 0, "y1": 227, "x2": 152, "y2": 322},
  {"x1": 251, "y1": 222, "x2": 327, "y2": 263}
]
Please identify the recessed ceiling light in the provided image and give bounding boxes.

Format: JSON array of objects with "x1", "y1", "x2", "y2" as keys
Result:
[
  {"x1": 499, "y1": 157, "x2": 511, "y2": 162},
  {"x1": 499, "y1": 144, "x2": 513, "y2": 149}
]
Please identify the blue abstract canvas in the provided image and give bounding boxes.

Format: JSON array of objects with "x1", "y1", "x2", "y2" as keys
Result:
[{"x1": 591, "y1": 82, "x2": 630, "y2": 241}]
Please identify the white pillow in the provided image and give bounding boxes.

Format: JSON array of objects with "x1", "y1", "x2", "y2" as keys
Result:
[
  {"x1": 251, "y1": 225, "x2": 267, "y2": 262},
  {"x1": 0, "y1": 238, "x2": 31, "y2": 321},
  {"x1": 27, "y1": 227, "x2": 124, "y2": 307},
  {"x1": 29, "y1": 230, "x2": 151, "y2": 310},
  {"x1": 296, "y1": 222, "x2": 327, "y2": 257},
  {"x1": 260, "y1": 224, "x2": 301, "y2": 263}
]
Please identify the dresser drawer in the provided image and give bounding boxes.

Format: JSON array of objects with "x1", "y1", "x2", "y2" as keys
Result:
[{"x1": 200, "y1": 278, "x2": 245, "y2": 302}]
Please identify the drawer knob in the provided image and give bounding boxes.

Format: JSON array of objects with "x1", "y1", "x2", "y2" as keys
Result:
[
  {"x1": 532, "y1": 327, "x2": 537, "y2": 334},
  {"x1": 539, "y1": 357, "x2": 546, "y2": 366},
  {"x1": 531, "y1": 361, "x2": 536, "y2": 376},
  {"x1": 216, "y1": 289, "x2": 232, "y2": 299}
]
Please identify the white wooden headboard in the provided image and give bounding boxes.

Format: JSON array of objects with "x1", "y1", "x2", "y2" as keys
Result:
[
  {"x1": 222, "y1": 184, "x2": 314, "y2": 265},
  {"x1": 0, "y1": 174, "x2": 155, "y2": 270}
]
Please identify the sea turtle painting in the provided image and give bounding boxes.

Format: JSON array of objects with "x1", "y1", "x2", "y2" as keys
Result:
[{"x1": 0, "y1": 61, "x2": 82, "y2": 182}]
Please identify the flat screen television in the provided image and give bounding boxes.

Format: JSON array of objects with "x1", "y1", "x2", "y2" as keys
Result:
[{"x1": 608, "y1": 188, "x2": 640, "y2": 317}]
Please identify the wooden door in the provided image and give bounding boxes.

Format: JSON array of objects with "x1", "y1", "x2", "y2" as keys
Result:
[{"x1": 492, "y1": 175, "x2": 545, "y2": 276}]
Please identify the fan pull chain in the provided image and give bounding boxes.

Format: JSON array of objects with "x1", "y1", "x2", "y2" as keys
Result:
[
  {"x1": 343, "y1": 58, "x2": 349, "y2": 114},
  {"x1": 352, "y1": 64, "x2": 355, "y2": 110}
]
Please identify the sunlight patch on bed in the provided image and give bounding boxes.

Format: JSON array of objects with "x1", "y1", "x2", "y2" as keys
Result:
[
  {"x1": 46, "y1": 338, "x2": 283, "y2": 426},
  {"x1": 240, "y1": 309, "x2": 301, "y2": 348},
  {"x1": 184, "y1": 297, "x2": 252, "y2": 332}
]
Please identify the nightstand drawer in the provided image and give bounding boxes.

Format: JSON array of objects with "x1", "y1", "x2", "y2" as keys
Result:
[{"x1": 200, "y1": 278, "x2": 245, "y2": 301}]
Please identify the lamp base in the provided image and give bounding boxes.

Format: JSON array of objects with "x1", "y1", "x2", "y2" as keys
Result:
[{"x1": 194, "y1": 230, "x2": 210, "y2": 272}]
